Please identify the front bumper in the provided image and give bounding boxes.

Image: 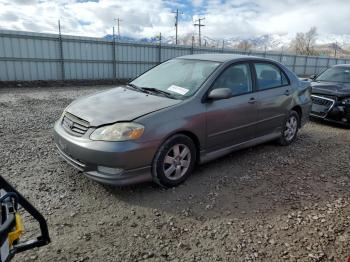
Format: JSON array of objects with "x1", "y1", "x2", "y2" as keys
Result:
[
  {"x1": 53, "y1": 120, "x2": 159, "y2": 185},
  {"x1": 310, "y1": 95, "x2": 350, "y2": 125}
]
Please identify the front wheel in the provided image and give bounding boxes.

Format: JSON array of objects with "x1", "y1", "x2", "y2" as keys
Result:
[
  {"x1": 278, "y1": 111, "x2": 300, "y2": 146},
  {"x1": 152, "y1": 134, "x2": 196, "y2": 187}
]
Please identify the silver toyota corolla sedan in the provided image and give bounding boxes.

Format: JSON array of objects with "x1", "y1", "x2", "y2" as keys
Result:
[{"x1": 54, "y1": 54, "x2": 312, "y2": 187}]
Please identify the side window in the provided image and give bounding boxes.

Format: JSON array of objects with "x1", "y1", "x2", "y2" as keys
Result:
[
  {"x1": 282, "y1": 72, "x2": 289, "y2": 85},
  {"x1": 212, "y1": 63, "x2": 252, "y2": 96},
  {"x1": 254, "y1": 63, "x2": 289, "y2": 90}
]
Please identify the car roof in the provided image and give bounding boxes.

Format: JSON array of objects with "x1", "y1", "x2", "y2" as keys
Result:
[
  {"x1": 333, "y1": 64, "x2": 350, "y2": 68},
  {"x1": 178, "y1": 53, "x2": 261, "y2": 63}
]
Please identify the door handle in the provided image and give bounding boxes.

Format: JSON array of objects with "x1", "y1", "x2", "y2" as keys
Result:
[
  {"x1": 284, "y1": 90, "x2": 290, "y2": 96},
  {"x1": 248, "y1": 97, "x2": 256, "y2": 104}
]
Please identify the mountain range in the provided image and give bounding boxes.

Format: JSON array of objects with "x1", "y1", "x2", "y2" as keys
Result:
[
  {"x1": 104, "y1": 33, "x2": 350, "y2": 54},
  {"x1": 104, "y1": 33, "x2": 288, "y2": 49}
]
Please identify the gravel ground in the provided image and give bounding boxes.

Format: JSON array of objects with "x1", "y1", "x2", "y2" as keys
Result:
[{"x1": 0, "y1": 86, "x2": 349, "y2": 262}]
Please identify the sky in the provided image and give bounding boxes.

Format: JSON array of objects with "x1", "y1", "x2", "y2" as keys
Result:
[{"x1": 1, "y1": 0, "x2": 350, "y2": 44}]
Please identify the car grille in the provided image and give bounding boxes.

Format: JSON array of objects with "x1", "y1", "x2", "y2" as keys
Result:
[
  {"x1": 312, "y1": 96, "x2": 333, "y2": 107},
  {"x1": 311, "y1": 95, "x2": 335, "y2": 118},
  {"x1": 62, "y1": 112, "x2": 90, "y2": 137}
]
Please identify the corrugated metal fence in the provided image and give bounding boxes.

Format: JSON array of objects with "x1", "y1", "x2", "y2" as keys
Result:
[{"x1": 1, "y1": 29, "x2": 350, "y2": 81}]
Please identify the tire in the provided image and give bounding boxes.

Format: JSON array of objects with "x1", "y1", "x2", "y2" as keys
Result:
[
  {"x1": 152, "y1": 134, "x2": 197, "y2": 187},
  {"x1": 278, "y1": 110, "x2": 300, "y2": 146}
]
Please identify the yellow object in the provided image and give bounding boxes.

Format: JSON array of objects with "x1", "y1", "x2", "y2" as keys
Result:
[
  {"x1": 8, "y1": 213, "x2": 24, "y2": 246},
  {"x1": 128, "y1": 128, "x2": 144, "y2": 140}
]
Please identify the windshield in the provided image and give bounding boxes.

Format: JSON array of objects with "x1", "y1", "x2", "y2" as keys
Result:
[
  {"x1": 316, "y1": 67, "x2": 350, "y2": 83},
  {"x1": 131, "y1": 58, "x2": 220, "y2": 98}
]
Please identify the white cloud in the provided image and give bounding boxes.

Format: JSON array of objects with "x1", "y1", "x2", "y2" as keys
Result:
[
  {"x1": 192, "y1": 0, "x2": 203, "y2": 7},
  {"x1": 200, "y1": 0, "x2": 350, "y2": 42},
  {"x1": 0, "y1": 0, "x2": 349, "y2": 44}
]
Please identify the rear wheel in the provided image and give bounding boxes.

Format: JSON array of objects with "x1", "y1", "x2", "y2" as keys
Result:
[
  {"x1": 152, "y1": 134, "x2": 196, "y2": 187},
  {"x1": 278, "y1": 110, "x2": 300, "y2": 146}
]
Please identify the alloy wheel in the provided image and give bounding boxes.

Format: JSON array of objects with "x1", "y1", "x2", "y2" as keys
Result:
[
  {"x1": 284, "y1": 115, "x2": 298, "y2": 141},
  {"x1": 163, "y1": 144, "x2": 191, "y2": 180}
]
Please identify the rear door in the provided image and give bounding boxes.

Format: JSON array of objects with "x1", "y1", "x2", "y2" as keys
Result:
[
  {"x1": 205, "y1": 62, "x2": 258, "y2": 151},
  {"x1": 253, "y1": 62, "x2": 292, "y2": 137}
]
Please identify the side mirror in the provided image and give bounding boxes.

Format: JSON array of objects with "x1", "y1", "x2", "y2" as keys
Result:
[
  {"x1": 207, "y1": 88, "x2": 232, "y2": 100},
  {"x1": 309, "y1": 74, "x2": 317, "y2": 80}
]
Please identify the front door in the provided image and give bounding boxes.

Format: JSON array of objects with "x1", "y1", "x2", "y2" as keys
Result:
[{"x1": 205, "y1": 63, "x2": 258, "y2": 152}]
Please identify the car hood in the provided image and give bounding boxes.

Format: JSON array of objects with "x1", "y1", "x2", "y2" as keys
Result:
[
  {"x1": 311, "y1": 81, "x2": 350, "y2": 98},
  {"x1": 66, "y1": 86, "x2": 182, "y2": 126}
]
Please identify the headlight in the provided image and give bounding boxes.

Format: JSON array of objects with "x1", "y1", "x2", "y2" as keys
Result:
[
  {"x1": 59, "y1": 111, "x2": 66, "y2": 121},
  {"x1": 341, "y1": 98, "x2": 350, "y2": 105},
  {"x1": 90, "y1": 122, "x2": 144, "y2": 141},
  {"x1": 60, "y1": 105, "x2": 70, "y2": 120}
]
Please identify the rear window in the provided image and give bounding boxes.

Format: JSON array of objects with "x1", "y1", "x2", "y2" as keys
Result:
[{"x1": 254, "y1": 63, "x2": 289, "y2": 90}]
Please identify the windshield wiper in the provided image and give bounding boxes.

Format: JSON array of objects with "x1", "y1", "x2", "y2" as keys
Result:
[
  {"x1": 127, "y1": 83, "x2": 142, "y2": 90},
  {"x1": 127, "y1": 84, "x2": 177, "y2": 99},
  {"x1": 140, "y1": 87, "x2": 176, "y2": 98}
]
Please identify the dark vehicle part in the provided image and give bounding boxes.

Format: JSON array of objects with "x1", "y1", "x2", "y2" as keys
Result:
[
  {"x1": 0, "y1": 176, "x2": 50, "y2": 262},
  {"x1": 310, "y1": 64, "x2": 350, "y2": 126}
]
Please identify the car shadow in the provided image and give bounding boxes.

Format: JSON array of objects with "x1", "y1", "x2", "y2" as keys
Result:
[
  {"x1": 310, "y1": 117, "x2": 350, "y2": 129},
  {"x1": 104, "y1": 134, "x2": 345, "y2": 221}
]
